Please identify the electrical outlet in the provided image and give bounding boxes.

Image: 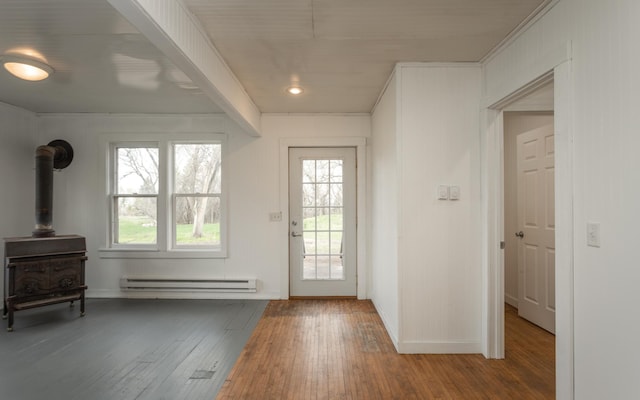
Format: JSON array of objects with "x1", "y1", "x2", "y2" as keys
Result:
[
  {"x1": 269, "y1": 211, "x2": 282, "y2": 222},
  {"x1": 587, "y1": 222, "x2": 600, "y2": 247}
]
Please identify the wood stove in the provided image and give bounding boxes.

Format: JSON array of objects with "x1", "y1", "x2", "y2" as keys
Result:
[
  {"x1": 2, "y1": 140, "x2": 87, "y2": 331},
  {"x1": 3, "y1": 235, "x2": 87, "y2": 331}
]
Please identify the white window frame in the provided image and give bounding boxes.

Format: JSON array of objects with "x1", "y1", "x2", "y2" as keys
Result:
[
  {"x1": 170, "y1": 140, "x2": 223, "y2": 250},
  {"x1": 99, "y1": 133, "x2": 227, "y2": 259}
]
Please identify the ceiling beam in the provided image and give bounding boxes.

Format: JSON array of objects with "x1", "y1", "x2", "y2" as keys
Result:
[{"x1": 108, "y1": 0, "x2": 262, "y2": 137}]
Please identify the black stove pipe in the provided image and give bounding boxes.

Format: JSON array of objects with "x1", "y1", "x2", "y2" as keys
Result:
[{"x1": 32, "y1": 140, "x2": 74, "y2": 238}]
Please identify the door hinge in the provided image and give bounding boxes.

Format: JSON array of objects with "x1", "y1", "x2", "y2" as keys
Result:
[{"x1": 500, "y1": 241, "x2": 505, "y2": 250}]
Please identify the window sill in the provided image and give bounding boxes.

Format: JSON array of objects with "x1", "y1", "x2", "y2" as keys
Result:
[{"x1": 98, "y1": 248, "x2": 226, "y2": 259}]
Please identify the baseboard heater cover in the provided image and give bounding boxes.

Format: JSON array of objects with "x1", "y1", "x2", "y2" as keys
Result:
[{"x1": 120, "y1": 276, "x2": 257, "y2": 293}]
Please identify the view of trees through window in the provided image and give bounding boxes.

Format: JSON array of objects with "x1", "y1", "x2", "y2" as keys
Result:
[
  {"x1": 301, "y1": 159, "x2": 345, "y2": 280},
  {"x1": 174, "y1": 143, "x2": 221, "y2": 246},
  {"x1": 114, "y1": 143, "x2": 221, "y2": 247}
]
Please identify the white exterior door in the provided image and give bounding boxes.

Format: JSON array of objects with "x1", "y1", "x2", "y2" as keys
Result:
[
  {"x1": 289, "y1": 147, "x2": 357, "y2": 297},
  {"x1": 516, "y1": 124, "x2": 555, "y2": 333}
]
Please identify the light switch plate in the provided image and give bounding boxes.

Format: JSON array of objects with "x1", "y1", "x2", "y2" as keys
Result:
[
  {"x1": 449, "y1": 185, "x2": 460, "y2": 200},
  {"x1": 437, "y1": 185, "x2": 449, "y2": 200},
  {"x1": 587, "y1": 222, "x2": 600, "y2": 247}
]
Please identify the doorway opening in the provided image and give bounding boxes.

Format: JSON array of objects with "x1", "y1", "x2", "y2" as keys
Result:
[{"x1": 503, "y1": 90, "x2": 556, "y2": 334}]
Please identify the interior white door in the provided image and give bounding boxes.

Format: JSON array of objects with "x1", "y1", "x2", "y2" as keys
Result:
[
  {"x1": 289, "y1": 147, "x2": 357, "y2": 297},
  {"x1": 516, "y1": 124, "x2": 555, "y2": 333}
]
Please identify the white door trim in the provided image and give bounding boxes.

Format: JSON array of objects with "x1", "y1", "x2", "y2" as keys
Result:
[
  {"x1": 279, "y1": 137, "x2": 367, "y2": 299},
  {"x1": 483, "y1": 61, "x2": 574, "y2": 399}
]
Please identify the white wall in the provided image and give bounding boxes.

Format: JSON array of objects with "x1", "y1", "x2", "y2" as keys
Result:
[
  {"x1": 397, "y1": 64, "x2": 482, "y2": 353},
  {"x1": 0, "y1": 102, "x2": 38, "y2": 290},
  {"x1": 370, "y1": 64, "x2": 482, "y2": 353},
  {"x1": 503, "y1": 112, "x2": 554, "y2": 307},
  {"x1": 370, "y1": 74, "x2": 400, "y2": 345},
  {"x1": 484, "y1": 0, "x2": 640, "y2": 398},
  {"x1": 36, "y1": 113, "x2": 370, "y2": 300}
]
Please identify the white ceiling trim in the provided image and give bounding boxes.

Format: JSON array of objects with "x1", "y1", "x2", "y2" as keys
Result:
[{"x1": 108, "y1": 0, "x2": 262, "y2": 137}]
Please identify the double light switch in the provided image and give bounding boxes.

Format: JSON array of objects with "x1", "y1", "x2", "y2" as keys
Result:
[{"x1": 437, "y1": 185, "x2": 460, "y2": 201}]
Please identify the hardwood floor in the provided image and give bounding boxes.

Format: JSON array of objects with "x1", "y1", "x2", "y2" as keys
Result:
[
  {"x1": 0, "y1": 298, "x2": 553, "y2": 399},
  {"x1": 217, "y1": 300, "x2": 555, "y2": 399},
  {"x1": 0, "y1": 298, "x2": 268, "y2": 400}
]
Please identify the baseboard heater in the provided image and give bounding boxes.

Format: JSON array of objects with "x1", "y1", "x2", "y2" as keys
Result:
[{"x1": 120, "y1": 276, "x2": 257, "y2": 293}]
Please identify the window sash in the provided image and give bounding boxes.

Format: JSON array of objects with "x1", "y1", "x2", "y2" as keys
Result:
[
  {"x1": 172, "y1": 193, "x2": 221, "y2": 249},
  {"x1": 105, "y1": 136, "x2": 226, "y2": 257},
  {"x1": 112, "y1": 194, "x2": 158, "y2": 248}
]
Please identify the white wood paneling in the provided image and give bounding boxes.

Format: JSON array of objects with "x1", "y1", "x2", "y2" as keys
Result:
[
  {"x1": 396, "y1": 64, "x2": 482, "y2": 353},
  {"x1": 370, "y1": 72, "x2": 400, "y2": 347},
  {"x1": 484, "y1": 0, "x2": 640, "y2": 397}
]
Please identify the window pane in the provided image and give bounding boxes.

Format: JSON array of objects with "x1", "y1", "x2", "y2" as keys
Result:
[
  {"x1": 330, "y1": 208, "x2": 343, "y2": 230},
  {"x1": 174, "y1": 143, "x2": 221, "y2": 194},
  {"x1": 302, "y1": 160, "x2": 315, "y2": 182},
  {"x1": 175, "y1": 196, "x2": 221, "y2": 246},
  {"x1": 330, "y1": 184, "x2": 343, "y2": 207},
  {"x1": 115, "y1": 197, "x2": 157, "y2": 244},
  {"x1": 303, "y1": 231, "x2": 316, "y2": 254},
  {"x1": 117, "y1": 147, "x2": 158, "y2": 194},
  {"x1": 317, "y1": 208, "x2": 330, "y2": 230},
  {"x1": 331, "y1": 231, "x2": 343, "y2": 255},
  {"x1": 316, "y1": 231, "x2": 330, "y2": 254},
  {"x1": 330, "y1": 160, "x2": 343, "y2": 182},
  {"x1": 316, "y1": 160, "x2": 330, "y2": 183},
  {"x1": 303, "y1": 256, "x2": 317, "y2": 280},
  {"x1": 303, "y1": 208, "x2": 316, "y2": 230},
  {"x1": 316, "y1": 184, "x2": 330, "y2": 207},
  {"x1": 315, "y1": 256, "x2": 331, "y2": 279},
  {"x1": 302, "y1": 184, "x2": 315, "y2": 207},
  {"x1": 330, "y1": 256, "x2": 345, "y2": 280}
]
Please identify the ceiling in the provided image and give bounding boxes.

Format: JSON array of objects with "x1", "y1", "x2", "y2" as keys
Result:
[{"x1": 0, "y1": 0, "x2": 549, "y2": 117}]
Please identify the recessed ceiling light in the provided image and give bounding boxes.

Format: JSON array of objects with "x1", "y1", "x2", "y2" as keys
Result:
[
  {"x1": 287, "y1": 86, "x2": 304, "y2": 95},
  {"x1": 1, "y1": 55, "x2": 53, "y2": 81}
]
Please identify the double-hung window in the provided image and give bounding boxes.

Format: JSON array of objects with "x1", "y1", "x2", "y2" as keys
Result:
[{"x1": 105, "y1": 134, "x2": 226, "y2": 258}]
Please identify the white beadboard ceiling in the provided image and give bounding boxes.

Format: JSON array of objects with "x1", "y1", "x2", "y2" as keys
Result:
[{"x1": 0, "y1": 0, "x2": 549, "y2": 116}]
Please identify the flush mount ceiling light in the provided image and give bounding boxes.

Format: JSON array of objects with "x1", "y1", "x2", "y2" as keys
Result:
[
  {"x1": 1, "y1": 55, "x2": 53, "y2": 81},
  {"x1": 286, "y1": 86, "x2": 304, "y2": 95}
]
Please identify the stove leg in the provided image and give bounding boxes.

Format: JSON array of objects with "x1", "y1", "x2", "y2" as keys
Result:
[{"x1": 7, "y1": 309, "x2": 13, "y2": 332}]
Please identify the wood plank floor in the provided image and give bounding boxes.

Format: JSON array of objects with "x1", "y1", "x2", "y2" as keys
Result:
[
  {"x1": 0, "y1": 298, "x2": 268, "y2": 400},
  {"x1": 217, "y1": 300, "x2": 555, "y2": 400}
]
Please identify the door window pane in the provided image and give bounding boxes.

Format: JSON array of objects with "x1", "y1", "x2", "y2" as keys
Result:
[{"x1": 299, "y1": 158, "x2": 346, "y2": 281}]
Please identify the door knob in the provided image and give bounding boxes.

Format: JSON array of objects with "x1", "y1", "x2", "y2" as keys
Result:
[
  {"x1": 291, "y1": 232, "x2": 303, "y2": 237},
  {"x1": 515, "y1": 231, "x2": 524, "y2": 239}
]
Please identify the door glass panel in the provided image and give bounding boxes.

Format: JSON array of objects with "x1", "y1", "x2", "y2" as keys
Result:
[{"x1": 301, "y1": 159, "x2": 345, "y2": 280}]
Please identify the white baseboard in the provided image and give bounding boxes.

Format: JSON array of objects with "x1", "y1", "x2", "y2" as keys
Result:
[
  {"x1": 397, "y1": 340, "x2": 482, "y2": 354},
  {"x1": 371, "y1": 298, "x2": 399, "y2": 351},
  {"x1": 86, "y1": 289, "x2": 280, "y2": 300},
  {"x1": 505, "y1": 293, "x2": 518, "y2": 308}
]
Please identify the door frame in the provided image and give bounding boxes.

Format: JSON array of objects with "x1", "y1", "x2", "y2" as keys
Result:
[
  {"x1": 279, "y1": 137, "x2": 367, "y2": 299},
  {"x1": 483, "y1": 60, "x2": 574, "y2": 398}
]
